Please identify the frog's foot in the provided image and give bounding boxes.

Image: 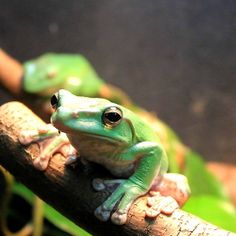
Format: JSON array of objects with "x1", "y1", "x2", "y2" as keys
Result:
[
  {"x1": 94, "y1": 179, "x2": 147, "y2": 225},
  {"x1": 95, "y1": 205, "x2": 129, "y2": 225},
  {"x1": 92, "y1": 178, "x2": 125, "y2": 192},
  {"x1": 94, "y1": 205, "x2": 112, "y2": 222},
  {"x1": 62, "y1": 144, "x2": 79, "y2": 165},
  {"x1": 33, "y1": 134, "x2": 77, "y2": 170},
  {"x1": 146, "y1": 192, "x2": 179, "y2": 218},
  {"x1": 19, "y1": 125, "x2": 78, "y2": 170},
  {"x1": 64, "y1": 155, "x2": 79, "y2": 165},
  {"x1": 152, "y1": 173, "x2": 191, "y2": 206},
  {"x1": 94, "y1": 197, "x2": 131, "y2": 225}
]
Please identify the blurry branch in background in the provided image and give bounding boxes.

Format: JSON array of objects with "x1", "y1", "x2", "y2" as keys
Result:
[
  {"x1": 0, "y1": 101, "x2": 235, "y2": 236},
  {"x1": 0, "y1": 49, "x2": 23, "y2": 95},
  {"x1": 207, "y1": 162, "x2": 236, "y2": 206}
]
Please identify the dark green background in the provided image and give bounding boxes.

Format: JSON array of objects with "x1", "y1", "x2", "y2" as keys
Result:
[{"x1": 0, "y1": 0, "x2": 235, "y2": 163}]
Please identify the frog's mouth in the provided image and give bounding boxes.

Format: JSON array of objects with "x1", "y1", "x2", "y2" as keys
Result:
[
  {"x1": 69, "y1": 132, "x2": 127, "y2": 146},
  {"x1": 53, "y1": 119, "x2": 129, "y2": 146}
]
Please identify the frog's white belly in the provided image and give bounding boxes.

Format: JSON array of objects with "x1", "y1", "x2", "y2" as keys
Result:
[{"x1": 67, "y1": 133, "x2": 135, "y2": 177}]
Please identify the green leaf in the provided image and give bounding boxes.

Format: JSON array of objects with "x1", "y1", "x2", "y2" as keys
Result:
[
  {"x1": 184, "y1": 151, "x2": 227, "y2": 199},
  {"x1": 183, "y1": 195, "x2": 236, "y2": 232},
  {"x1": 12, "y1": 182, "x2": 91, "y2": 236},
  {"x1": 43, "y1": 204, "x2": 90, "y2": 236}
]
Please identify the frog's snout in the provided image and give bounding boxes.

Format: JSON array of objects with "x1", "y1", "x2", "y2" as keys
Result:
[
  {"x1": 50, "y1": 89, "x2": 74, "y2": 110},
  {"x1": 50, "y1": 107, "x2": 72, "y2": 133},
  {"x1": 52, "y1": 106, "x2": 73, "y2": 121}
]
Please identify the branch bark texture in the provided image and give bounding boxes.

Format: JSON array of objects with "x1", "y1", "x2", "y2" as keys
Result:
[{"x1": 0, "y1": 101, "x2": 235, "y2": 236}]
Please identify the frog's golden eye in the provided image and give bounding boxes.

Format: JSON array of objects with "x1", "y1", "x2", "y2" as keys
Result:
[
  {"x1": 102, "y1": 106, "x2": 123, "y2": 127},
  {"x1": 50, "y1": 93, "x2": 59, "y2": 110}
]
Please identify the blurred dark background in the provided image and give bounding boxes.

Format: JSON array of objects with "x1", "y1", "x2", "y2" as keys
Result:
[{"x1": 0, "y1": 0, "x2": 235, "y2": 163}]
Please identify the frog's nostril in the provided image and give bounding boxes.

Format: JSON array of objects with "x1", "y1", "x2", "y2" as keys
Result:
[{"x1": 51, "y1": 94, "x2": 59, "y2": 109}]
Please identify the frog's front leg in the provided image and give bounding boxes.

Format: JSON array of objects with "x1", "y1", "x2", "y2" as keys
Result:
[
  {"x1": 19, "y1": 124, "x2": 59, "y2": 144},
  {"x1": 19, "y1": 124, "x2": 77, "y2": 170},
  {"x1": 94, "y1": 142, "x2": 167, "y2": 225}
]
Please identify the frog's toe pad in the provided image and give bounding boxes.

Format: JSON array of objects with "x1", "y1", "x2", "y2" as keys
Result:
[
  {"x1": 94, "y1": 206, "x2": 111, "y2": 222},
  {"x1": 111, "y1": 211, "x2": 127, "y2": 225},
  {"x1": 65, "y1": 155, "x2": 79, "y2": 165},
  {"x1": 33, "y1": 156, "x2": 50, "y2": 171},
  {"x1": 19, "y1": 130, "x2": 36, "y2": 145},
  {"x1": 146, "y1": 195, "x2": 179, "y2": 218},
  {"x1": 145, "y1": 208, "x2": 161, "y2": 218},
  {"x1": 92, "y1": 178, "x2": 106, "y2": 191}
]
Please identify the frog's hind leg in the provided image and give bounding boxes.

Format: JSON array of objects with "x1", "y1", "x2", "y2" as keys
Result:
[
  {"x1": 146, "y1": 173, "x2": 190, "y2": 218},
  {"x1": 153, "y1": 173, "x2": 191, "y2": 206},
  {"x1": 146, "y1": 192, "x2": 179, "y2": 217}
]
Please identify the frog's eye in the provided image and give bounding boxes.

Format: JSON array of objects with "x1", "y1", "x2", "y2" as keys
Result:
[
  {"x1": 102, "y1": 106, "x2": 123, "y2": 127},
  {"x1": 50, "y1": 93, "x2": 59, "y2": 110}
]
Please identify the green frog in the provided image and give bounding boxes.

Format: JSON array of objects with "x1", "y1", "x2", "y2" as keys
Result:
[
  {"x1": 19, "y1": 89, "x2": 190, "y2": 225},
  {"x1": 23, "y1": 53, "x2": 132, "y2": 105}
]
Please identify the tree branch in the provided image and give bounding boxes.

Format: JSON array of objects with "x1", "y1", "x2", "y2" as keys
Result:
[{"x1": 0, "y1": 101, "x2": 235, "y2": 236}]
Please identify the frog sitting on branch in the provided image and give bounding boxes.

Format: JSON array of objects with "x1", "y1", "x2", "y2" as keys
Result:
[{"x1": 19, "y1": 89, "x2": 190, "y2": 225}]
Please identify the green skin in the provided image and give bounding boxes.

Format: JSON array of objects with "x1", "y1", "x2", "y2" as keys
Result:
[
  {"x1": 52, "y1": 90, "x2": 168, "y2": 222},
  {"x1": 23, "y1": 53, "x2": 131, "y2": 105},
  {"x1": 51, "y1": 89, "x2": 168, "y2": 177},
  {"x1": 23, "y1": 53, "x2": 180, "y2": 172},
  {"x1": 22, "y1": 54, "x2": 235, "y2": 229},
  {"x1": 19, "y1": 89, "x2": 190, "y2": 225},
  {"x1": 23, "y1": 53, "x2": 104, "y2": 97}
]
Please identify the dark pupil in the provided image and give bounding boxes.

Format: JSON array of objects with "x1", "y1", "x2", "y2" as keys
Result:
[
  {"x1": 50, "y1": 95, "x2": 58, "y2": 108},
  {"x1": 105, "y1": 112, "x2": 121, "y2": 123}
]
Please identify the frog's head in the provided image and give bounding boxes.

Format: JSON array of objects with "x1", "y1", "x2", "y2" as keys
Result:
[
  {"x1": 23, "y1": 53, "x2": 104, "y2": 97},
  {"x1": 50, "y1": 90, "x2": 135, "y2": 145}
]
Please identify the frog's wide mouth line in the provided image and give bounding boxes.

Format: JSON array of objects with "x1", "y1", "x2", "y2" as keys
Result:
[
  {"x1": 53, "y1": 120, "x2": 129, "y2": 145},
  {"x1": 71, "y1": 132, "x2": 128, "y2": 146}
]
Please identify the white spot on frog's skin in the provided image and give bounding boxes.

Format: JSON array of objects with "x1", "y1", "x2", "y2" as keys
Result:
[
  {"x1": 27, "y1": 64, "x2": 36, "y2": 74},
  {"x1": 67, "y1": 77, "x2": 82, "y2": 87}
]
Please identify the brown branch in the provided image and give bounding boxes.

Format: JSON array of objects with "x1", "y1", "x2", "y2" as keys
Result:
[
  {"x1": 0, "y1": 49, "x2": 23, "y2": 95},
  {"x1": 0, "y1": 101, "x2": 235, "y2": 236}
]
